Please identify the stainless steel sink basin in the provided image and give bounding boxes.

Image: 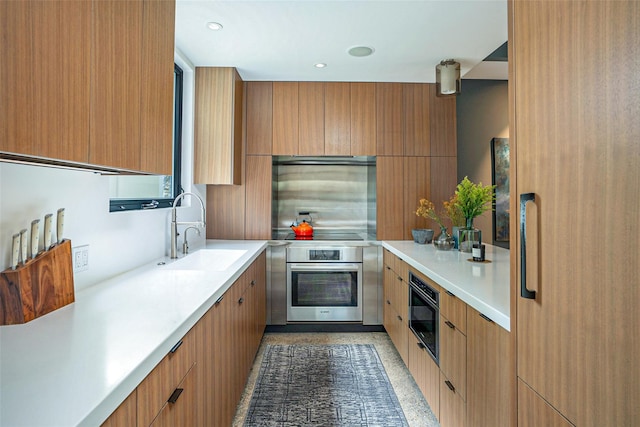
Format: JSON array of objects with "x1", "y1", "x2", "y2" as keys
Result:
[{"x1": 164, "y1": 249, "x2": 247, "y2": 271}]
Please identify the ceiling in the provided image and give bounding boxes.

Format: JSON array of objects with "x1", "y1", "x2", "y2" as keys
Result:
[{"x1": 174, "y1": 0, "x2": 508, "y2": 83}]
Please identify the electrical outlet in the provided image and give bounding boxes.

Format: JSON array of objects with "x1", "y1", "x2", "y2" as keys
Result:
[{"x1": 72, "y1": 245, "x2": 89, "y2": 272}]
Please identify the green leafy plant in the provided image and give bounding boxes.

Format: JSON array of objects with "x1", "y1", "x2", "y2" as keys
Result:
[{"x1": 454, "y1": 176, "x2": 496, "y2": 223}]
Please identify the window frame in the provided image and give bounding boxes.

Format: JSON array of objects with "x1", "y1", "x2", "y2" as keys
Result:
[{"x1": 109, "y1": 64, "x2": 183, "y2": 212}]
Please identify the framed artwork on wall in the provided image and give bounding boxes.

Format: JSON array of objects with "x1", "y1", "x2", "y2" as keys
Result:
[{"x1": 491, "y1": 137, "x2": 510, "y2": 248}]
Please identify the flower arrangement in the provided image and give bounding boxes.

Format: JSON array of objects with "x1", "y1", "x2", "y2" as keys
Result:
[
  {"x1": 415, "y1": 199, "x2": 446, "y2": 230},
  {"x1": 454, "y1": 176, "x2": 496, "y2": 226},
  {"x1": 443, "y1": 194, "x2": 465, "y2": 227}
]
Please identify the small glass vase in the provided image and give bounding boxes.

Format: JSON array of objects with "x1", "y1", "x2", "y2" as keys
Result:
[
  {"x1": 433, "y1": 226, "x2": 455, "y2": 251},
  {"x1": 459, "y1": 218, "x2": 481, "y2": 253}
]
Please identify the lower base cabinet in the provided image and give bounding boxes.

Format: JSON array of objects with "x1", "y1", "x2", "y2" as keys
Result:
[
  {"x1": 100, "y1": 251, "x2": 267, "y2": 427},
  {"x1": 440, "y1": 371, "x2": 466, "y2": 427},
  {"x1": 408, "y1": 336, "x2": 440, "y2": 419}
]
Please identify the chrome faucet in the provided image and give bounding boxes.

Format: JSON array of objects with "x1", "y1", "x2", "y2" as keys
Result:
[
  {"x1": 182, "y1": 226, "x2": 201, "y2": 255},
  {"x1": 171, "y1": 192, "x2": 206, "y2": 259}
]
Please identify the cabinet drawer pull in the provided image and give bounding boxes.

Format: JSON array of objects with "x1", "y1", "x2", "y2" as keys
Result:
[
  {"x1": 168, "y1": 388, "x2": 184, "y2": 404},
  {"x1": 520, "y1": 193, "x2": 537, "y2": 299},
  {"x1": 417, "y1": 342, "x2": 425, "y2": 350},
  {"x1": 479, "y1": 313, "x2": 494, "y2": 323},
  {"x1": 386, "y1": 300, "x2": 391, "y2": 305},
  {"x1": 397, "y1": 276, "x2": 403, "y2": 282},
  {"x1": 445, "y1": 320, "x2": 455, "y2": 330},
  {"x1": 386, "y1": 266, "x2": 391, "y2": 270},
  {"x1": 445, "y1": 290, "x2": 455, "y2": 297},
  {"x1": 238, "y1": 297, "x2": 244, "y2": 304},
  {"x1": 250, "y1": 280, "x2": 256, "y2": 286},
  {"x1": 215, "y1": 295, "x2": 224, "y2": 304},
  {"x1": 397, "y1": 315, "x2": 403, "y2": 322},
  {"x1": 445, "y1": 380, "x2": 455, "y2": 392},
  {"x1": 169, "y1": 340, "x2": 183, "y2": 354}
]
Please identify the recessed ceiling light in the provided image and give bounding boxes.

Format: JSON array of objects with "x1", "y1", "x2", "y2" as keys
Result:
[
  {"x1": 314, "y1": 63, "x2": 327, "y2": 68},
  {"x1": 206, "y1": 22, "x2": 223, "y2": 31},
  {"x1": 348, "y1": 46, "x2": 374, "y2": 57}
]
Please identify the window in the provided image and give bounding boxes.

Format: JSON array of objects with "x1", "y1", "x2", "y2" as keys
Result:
[{"x1": 109, "y1": 64, "x2": 183, "y2": 212}]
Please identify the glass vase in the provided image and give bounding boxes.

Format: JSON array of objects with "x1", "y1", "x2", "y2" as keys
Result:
[
  {"x1": 433, "y1": 226, "x2": 455, "y2": 251},
  {"x1": 459, "y1": 218, "x2": 481, "y2": 253}
]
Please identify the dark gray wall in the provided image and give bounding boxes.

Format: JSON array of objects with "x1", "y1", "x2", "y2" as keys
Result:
[{"x1": 456, "y1": 79, "x2": 509, "y2": 239}]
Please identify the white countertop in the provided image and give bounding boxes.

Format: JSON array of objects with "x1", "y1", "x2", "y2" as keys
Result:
[
  {"x1": 0, "y1": 240, "x2": 267, "y2": 427},
  {"x1": 382, "y1": 241, "x2": 510, "y2": 331}
]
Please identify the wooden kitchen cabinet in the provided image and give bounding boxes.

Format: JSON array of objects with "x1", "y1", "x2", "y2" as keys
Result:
[
  {"x1": 403, "y1": 157, "x2": 431, "y2": 236},
  {"x1": 324, "y1": 82, "x2": 351, "y2": 155},
  {"x1": 1, "y1": 0, "x2": 175, "y2": 174},
  {"x1": 439, "y1": 313, "x2": 466, "y2": 401},
  {"x1": 377, "y1": 157, "x2": 405, "y2": 240},
  {"x1": 194, "y1": 67, "x2": 244, "y2": 184},
  {"x1": 298, "y1": 82, "x2": 325, "y2": 155},
  {"x1": 428, "y1": 84, "x2": 457, "y2": 157},
  {"x1": 246, "y1": 82, "x2": 273, "y2": 156},
  {"x1": 137, "y1": 330, "x2": 196, "y2": 427},
  {"x1": 510, "y1": 1, "x2": 639, "y2": 426},
  {"x1": 408, "y1": 335, "x2": 440, "y2": 420},
  {"x1": 350, "y1": 83, "x2": 377, "y2": 156},
  {"x1": 376, "y1": 83, "x2": 404, "y2": 156},
  {"x1": 272, "y1": 82, "x2": 299, "y2": 155},
  {"x1": 466, "y1": 307, "x2": 510, "y2": 427},
  {"x1": 383, "y1": 250, "x2": 409, "y2": 365},
  {"x1": 101, "y1": 390, "x2": 137, "y2": 427},
  {"x1": 403, "y1": 84, "x2": 431, "y2": 157},
  {"x1": 244, "y1": 156, "x2": 272, "y2": 239},
  {"x1": 439, "y1": 370, "x2": 466, "y2": 427},
  {"x1": 148, "y1": 365, "x2": 197, "y2": 427}
]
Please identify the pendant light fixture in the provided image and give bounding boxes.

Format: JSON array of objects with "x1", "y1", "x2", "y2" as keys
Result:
[{"x1": 436, "y1": 59, "x2": 461, "y2": 97}]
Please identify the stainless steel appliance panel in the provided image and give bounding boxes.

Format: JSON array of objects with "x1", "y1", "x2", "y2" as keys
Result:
[{"x1": 362, "y1": 245, "x2": 382, "y2": 325}]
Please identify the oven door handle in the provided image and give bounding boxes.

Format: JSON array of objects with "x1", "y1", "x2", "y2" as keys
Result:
[{"x1": 288, "y1": 263, "x2": 361, "y2": 272}]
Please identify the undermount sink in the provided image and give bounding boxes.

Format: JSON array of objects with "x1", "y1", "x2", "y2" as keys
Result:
[{"x1": 164, "y1": 249, "x2": 247, "y2": 271}]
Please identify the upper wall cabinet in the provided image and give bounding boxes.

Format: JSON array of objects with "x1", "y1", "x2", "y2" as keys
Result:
[
  {"x1": 194, "y1": 67, "x2": 244, "y2": 185},
  {"x1": 0, "y1": 0, "x2": 176, "y2": 174}
]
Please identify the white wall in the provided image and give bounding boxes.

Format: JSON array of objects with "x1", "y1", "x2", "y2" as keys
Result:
[{"x1": 0, "y1": 51, "x2": 203, "y2": 292}]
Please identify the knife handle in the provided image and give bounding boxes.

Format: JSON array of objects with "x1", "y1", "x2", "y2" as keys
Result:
[
  {"x1": 30, "y1": 219, "x2": 40, "y2": 259},
  {"x1": 19, "y1": 229, "x2": 28, "y2": 264},
  {"x1": 11, "y1": 234, "x2": 20, "y2": 270},
  {"x1": 44, "y1": 214, "x2": 53, "y2": 250},
  {"x1": 57, "y1": 208, "x2": 65, "y2": 244}
]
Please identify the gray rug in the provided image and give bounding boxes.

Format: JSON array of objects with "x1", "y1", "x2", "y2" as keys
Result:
[{"x1": 244, "y1": 344, "x2": 409, "y2": 427}]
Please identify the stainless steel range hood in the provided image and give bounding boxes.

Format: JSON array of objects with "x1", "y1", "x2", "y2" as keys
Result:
[{"x1": 272, "y1": 156, "x2": 376, "y2": 166}]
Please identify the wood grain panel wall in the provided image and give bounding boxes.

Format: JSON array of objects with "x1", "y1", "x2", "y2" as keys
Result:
[
  {"x1": 298, "y1": 82, "x2": 324, "y2": 156},
  {"x1": 272, "y1": 82, "x2": 299, "y2": 155},
  {"x1": 429, "y1": 85, "x2": 457, "y2": 157}
]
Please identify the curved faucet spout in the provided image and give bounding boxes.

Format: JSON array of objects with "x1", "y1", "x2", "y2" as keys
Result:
[{"x1": 171, "y1": 192, "x2": 206, "y2": 258}]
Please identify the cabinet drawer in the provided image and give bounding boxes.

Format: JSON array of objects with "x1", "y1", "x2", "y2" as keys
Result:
[
  {"x1": 440, "y1": 315, "x2": 466, "y2": 401},
  {"x1": 137, "y1": 331, "x2": 196, "y2": 427},
  {"x1": 149, "y1": 364, "x2": 197, "y2": 427},
  {"x1": 408, "y1": 335, "x2": 440, "y2": 420},
  {"x1": 440, "y1": 289, "x2": 467, "y2": 335},
  {"x1": 440, "y1": 370, "x2": 466, "y2": 427}
]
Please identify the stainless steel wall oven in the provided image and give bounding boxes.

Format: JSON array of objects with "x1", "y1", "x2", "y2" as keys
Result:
[
  {"x1": 408, "y1": 272, "x2": 440, "y2": 363},
  {"x1": 286, "y1": 246, "x2": 363, "y2": 322}
]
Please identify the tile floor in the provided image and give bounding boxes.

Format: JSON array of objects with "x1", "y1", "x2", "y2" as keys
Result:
[{"x1": 232, "y1": 332, "x2": 440, "y2": 427}]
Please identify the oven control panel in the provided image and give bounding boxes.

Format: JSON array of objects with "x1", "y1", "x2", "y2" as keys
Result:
[
  {"x1": 286, "y1": 247, "x2": 362, "y2": 263},
  {"x1": 409, "y1": 272, "x2": 439, "y2": 305}
]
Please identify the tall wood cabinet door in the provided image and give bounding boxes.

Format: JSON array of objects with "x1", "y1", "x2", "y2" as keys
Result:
[
  {"x1": 90, "y1": 0, "x2": 143, "y2": 171},
  {"x1": 324, "y1": 82, "x2": 351, "y2": 155},
  {"x1": 430, "y1": 156, "x2": 458, "y2": 216},
  {"x1": 376, "y1": 156, "x2": 404, "y2": 240},
  {"x1": 246, "y1": 82, "x2": 273, "y2": 155},
  {"x1": 403, "y1": 84, "x2": 431, "y2": 157},
  {"x1": 403, "y1": 157, "x2": 431, "y2": 238},
  {"x1": 466, "y1": 308, "x2": 510, "y2": 427},
  {"x1": 206, "y1": 184, "x2": 245, "y2": 239},
  {"x1": 407, "y1": 337, "x2": 440, "y2": 420},
  {"x1": 245, "y1": 156, "x2": 272, "y2": 239},
  {"x1": 439, "y1": 315, "x2": 466, "y2": 401},
  {"x1": 0, "y1": 1, "x2": 90, "y2": 163},
  {"x1": 272, "y1": 82, "x2": 299, "y2": 155},
  {"x1": 350, "y1": 83, "x2": 376, "y2": 155},
  {"x1": 517, "y1": 380, "x2": 573, "y2": 427},
  {"x1": 212, "y1": 288, "x2": 236, "y2": 427},
  {"x1": 428, "y1": 84, "x2": 457, "y2": 157},
  {"x1": 511, "y1": 1, "x2": 640, "y2": 426},
  {"x1": 298, "y1": 82, "x2": 325, "y2": 155},
  {"x1": 139, "y1": 0, "x2": 175, "y2": 175},
  {"x1": 376, "y1": 83, "x2": 404, "y2": 156}
]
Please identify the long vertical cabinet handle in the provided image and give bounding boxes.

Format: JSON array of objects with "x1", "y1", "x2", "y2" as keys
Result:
[{"x1": 520, "y1": 193, "x2": 536, "y2": 299}]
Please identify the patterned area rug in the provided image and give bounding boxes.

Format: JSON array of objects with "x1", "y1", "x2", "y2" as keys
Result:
[{"x1": 244, "y1": 344, "x2": 409, "y2": 427}]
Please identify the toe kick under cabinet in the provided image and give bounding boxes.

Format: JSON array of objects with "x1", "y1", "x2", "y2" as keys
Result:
[{"x1": 382, "y1": 249, "x2": 510, "y2": 427}]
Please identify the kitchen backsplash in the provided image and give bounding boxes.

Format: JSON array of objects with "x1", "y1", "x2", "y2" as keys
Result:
[{"x1": 272, "y1": 157, "x2": 376, "y2": 234}]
